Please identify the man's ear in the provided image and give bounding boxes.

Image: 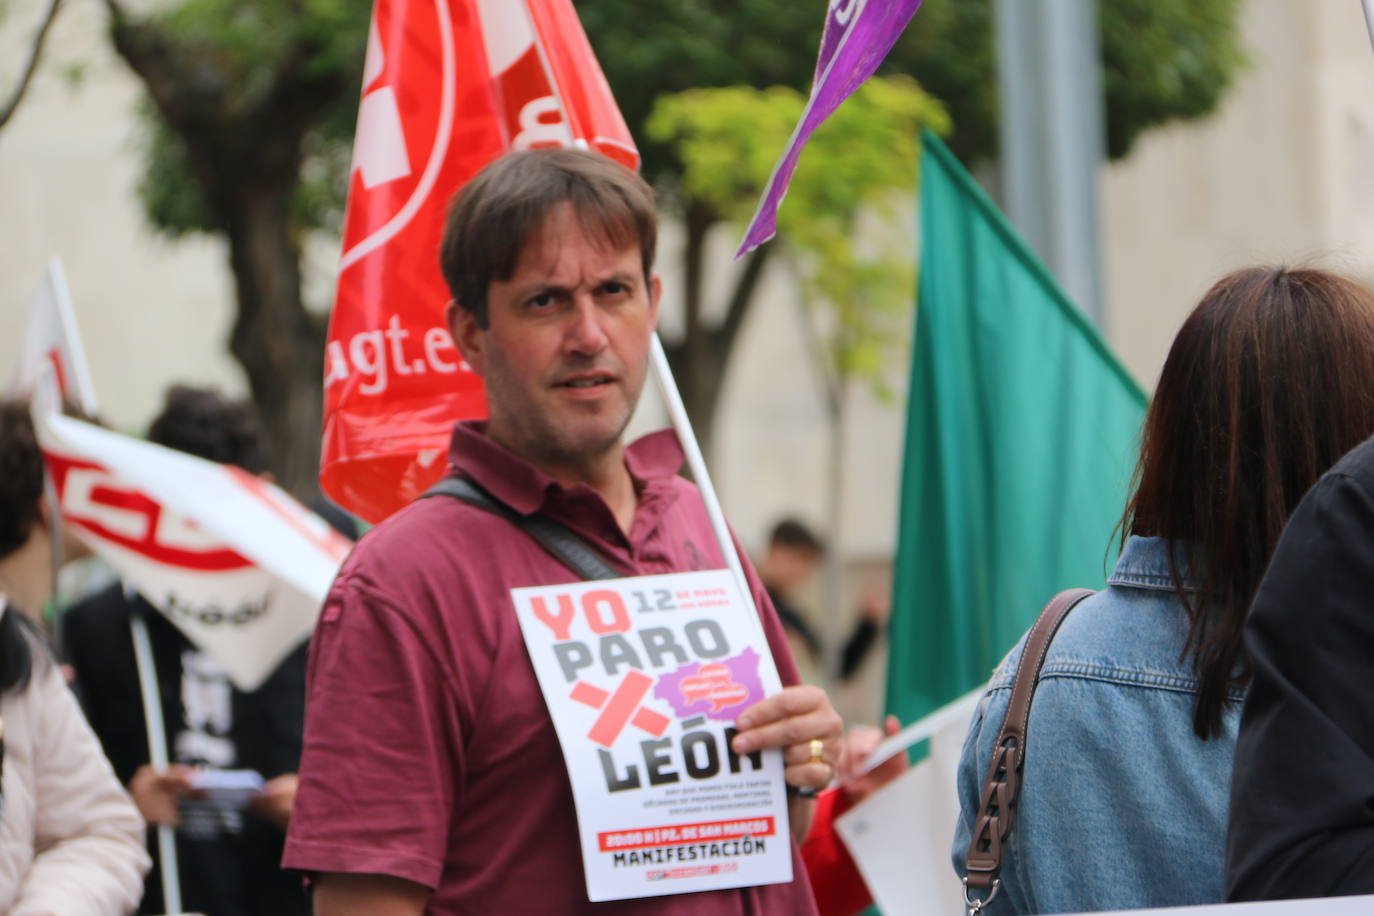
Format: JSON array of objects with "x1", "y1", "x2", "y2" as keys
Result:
[
  {"x1": 446, "y1": 300, "x2": 486, "y2": 377},
  {"x1": 648, "y1": 273, "x2": 662, "y2": 330}
]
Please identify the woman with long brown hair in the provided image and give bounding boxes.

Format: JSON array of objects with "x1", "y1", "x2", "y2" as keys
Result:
[{"x1": 951, "y1": 266, "x2": 1374, "y2": 914}]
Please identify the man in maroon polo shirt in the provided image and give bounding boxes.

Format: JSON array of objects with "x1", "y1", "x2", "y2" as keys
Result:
[{"x1": 283, "y1": 149, "x2": 842, "y2": 914}]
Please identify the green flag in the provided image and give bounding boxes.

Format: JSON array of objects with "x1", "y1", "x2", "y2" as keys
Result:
[{"x1": 885, "y1": 131, "x2": 1148, "y2": 727}]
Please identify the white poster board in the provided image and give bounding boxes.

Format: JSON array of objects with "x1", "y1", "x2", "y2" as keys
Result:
[
  {"x1": 512, "y1": 569, "x2": 793, "y2": 902},
  {"x1": 1066, "y1": 895, "x2": 1374, "y2": 915},
  {"x1": 835, "y1": 691, "x2": 979, "y2": 915}
]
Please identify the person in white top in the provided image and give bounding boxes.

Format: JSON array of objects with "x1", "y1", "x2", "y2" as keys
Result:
[{"x1": 0, "y1": 399, "x2": 150, "y2": 915}]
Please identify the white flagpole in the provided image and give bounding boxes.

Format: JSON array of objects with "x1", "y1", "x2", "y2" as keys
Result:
[
  {"x1": 30, "y1": 258, "x2": 96, "y2": 655},
  {"x1": 649, "y1": 334, "x2": 758, "y2": 615},
  {"x1": 129, "y1": 605, "x2": 183, "y2": 915},
  {"x1": 44, "y1": 257, "x2": 98, "y2": 416}
]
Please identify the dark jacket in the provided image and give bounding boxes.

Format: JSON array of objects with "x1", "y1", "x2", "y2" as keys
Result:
[
  {"x1": 63, "y1": 584, "x2": 309, "y2": 916},
  {"x1": 1227, "y1": 434, "x2": 1374, "y2": 900}
]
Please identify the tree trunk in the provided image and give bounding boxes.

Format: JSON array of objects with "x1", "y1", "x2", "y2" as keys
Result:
[
  {"x1": 795, "y1": 292, "x2": 849, "y2": 673},
  {"x1": 662, "y1": 215, "x2": 771, "y2": 464},
  {"x1": 222, "y1": 184, "x2": 326, "y2": 496},
  {"x1": 822, "y1": 378, "x2": 849, "y2": 674},
  {"x1": 0, "y1": 0, "x2": 64, "y2": 132},
  {"x1": 675, "y1": 201, "x2": 714, "y2": 454},
  {"x1": 103, "y1": 7, "x2": 341, "y2": 497}
]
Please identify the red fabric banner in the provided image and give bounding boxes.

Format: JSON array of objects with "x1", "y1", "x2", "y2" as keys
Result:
[{"x1": 320, "y1": 0, "x2": 638, "y2": 523}]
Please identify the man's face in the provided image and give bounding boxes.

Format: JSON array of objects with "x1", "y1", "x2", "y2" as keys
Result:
[{"x1": 450, "y1": 202, "x2": 661, "y2": 476}]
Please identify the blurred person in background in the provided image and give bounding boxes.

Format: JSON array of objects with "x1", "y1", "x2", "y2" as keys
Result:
[
  {"x1": 0, "y1": 398, "x2": 150, "y2": 913},
  {"x1": 758, "y1": 518, "x2": 888, "y2": 688},
  {"x1": 62, "y1": 385, "x2": 341, "y2": 916},
  {"x1": 952, "y1": 267, "x2": 1374, "y2": 913}
]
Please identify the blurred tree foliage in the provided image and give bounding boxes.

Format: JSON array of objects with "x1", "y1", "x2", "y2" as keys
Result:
[
  {"x1": 126, "y1": 0, "x2": 364, "y2": 239},
  {"x1": 583, "y1": 0, "x2": 1247, "y2": 172},
  {"x1": 107, "y1": 0, "x2": 1245, "y2": 482},
  {"x1": 646, "y1": 78, "x2": 948, "y2": 445},
  {"x1": 650, "y1": 76, "x2": 946, "y2": 601},
  {"x1": 585, "y1": 0, "x2": 1244, "y2": 445},
  {"x1": 101, "y1": 0, "x2": 369, "y2": 493}
]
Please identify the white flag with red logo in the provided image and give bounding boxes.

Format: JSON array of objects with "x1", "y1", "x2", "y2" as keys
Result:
[
  {"x1": 9, "y1": 257, "x2": 98, "y2": 415},
  {"x1": 320, "y1": 0, "x2": 639, "y2": 524},
  {"x1": 33, "y1": 395, "x2": 352, "y2": 691}
]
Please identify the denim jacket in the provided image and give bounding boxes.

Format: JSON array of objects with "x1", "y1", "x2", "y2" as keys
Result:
[{"x1": 951, "y1": 536, "x2": 1243, "y2": 914}]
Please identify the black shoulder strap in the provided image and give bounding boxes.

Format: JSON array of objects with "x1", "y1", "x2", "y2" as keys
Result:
[{"x1": 421, "y1": 476, "x2": 621, "y2": 581}]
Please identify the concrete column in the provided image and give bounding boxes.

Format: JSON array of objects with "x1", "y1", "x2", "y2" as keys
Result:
[{"x1": 994, "y1": 0, "x2": 1108, "y2": 328}]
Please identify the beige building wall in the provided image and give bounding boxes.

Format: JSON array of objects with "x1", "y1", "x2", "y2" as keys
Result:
[
  {"x1": 0, "y1": 0, "x2": 245, "y2": 434},
  {"x1": 1102, "y1": 0, "x2": 1374, "y2": 388}
]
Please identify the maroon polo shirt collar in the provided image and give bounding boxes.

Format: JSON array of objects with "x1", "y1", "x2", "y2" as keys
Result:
[{"x1": 446, "y1": 420, "x2": 685, "y2": 521}]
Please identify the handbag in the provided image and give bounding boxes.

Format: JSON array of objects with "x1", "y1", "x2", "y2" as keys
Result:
[{"x1": 961, "y1": 587, "x2": 1096, "y2": 914}]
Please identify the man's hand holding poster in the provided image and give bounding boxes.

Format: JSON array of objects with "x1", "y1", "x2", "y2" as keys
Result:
[{"x1": 513, "y1": 569, "x2": 794, "y2": 902}]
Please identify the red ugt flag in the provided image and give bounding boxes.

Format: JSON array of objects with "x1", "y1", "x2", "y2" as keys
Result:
[{"x1": 320, "y1": 0, "x2": 638, "y2": 524}]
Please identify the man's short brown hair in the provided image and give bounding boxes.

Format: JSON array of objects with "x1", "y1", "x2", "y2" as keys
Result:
[{"x1": 439, "y1": 148, "x2": 657, "y2": 327}]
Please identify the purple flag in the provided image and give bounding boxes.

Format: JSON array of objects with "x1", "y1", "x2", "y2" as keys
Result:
[{"x1": 736, "y1": 0, "x2": 923, "y2": 256}]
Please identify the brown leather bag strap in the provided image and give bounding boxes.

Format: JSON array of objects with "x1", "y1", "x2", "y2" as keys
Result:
[{"x1": 962, "y1": 587, "x2": 1096, "y2": 912}]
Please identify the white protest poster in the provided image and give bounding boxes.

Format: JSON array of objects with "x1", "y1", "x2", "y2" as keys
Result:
[
  {"x1": 512, "y1": 569, "x2": 793, "y2": 902},
  {"x1": 835, "y1": 716, "x2": 970, "y2": 915}
]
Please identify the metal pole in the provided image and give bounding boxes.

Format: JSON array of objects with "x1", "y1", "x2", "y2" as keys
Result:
[
  {"x1": 994, "y1": 0, "x2": 1107, "y2": 329},
  {"x1": 130, "y1": 609, "x2": 183, "y2": 915},
  {"x1": 42, "y1": 475, "x2": 63, "y2": 656}
]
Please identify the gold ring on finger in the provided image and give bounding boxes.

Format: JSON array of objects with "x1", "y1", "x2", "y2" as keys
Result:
[{"x1": 808, "y1": 738, "x2": 825, "y2": 765}]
